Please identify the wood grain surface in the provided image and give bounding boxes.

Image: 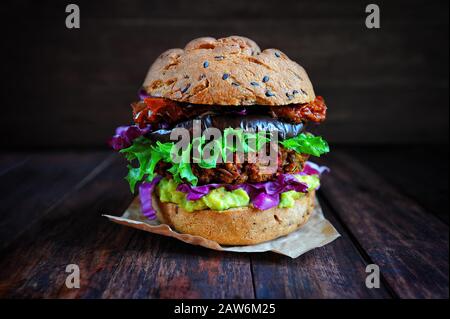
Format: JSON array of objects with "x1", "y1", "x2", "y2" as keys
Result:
[
  {"x1": 0, "y1": 147, "x2": 447, "y2": 298},
  {"x1": 318, "y1": 151, "x2": 449, "y2": 298},
  {"x1": 0, "y1": 156, "x2": 254, "y2": 298}
]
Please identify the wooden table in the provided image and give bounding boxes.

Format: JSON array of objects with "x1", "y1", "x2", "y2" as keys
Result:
[{"x1": 0, "y1": 147, "x2": 448, "y2": 298}]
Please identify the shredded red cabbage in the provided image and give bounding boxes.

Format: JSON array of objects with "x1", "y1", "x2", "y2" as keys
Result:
[
  {"x1": 139, "y1": 176, "x2": 162, "y2": 219},
  {"x1": 251, "y1": 192, "x2": 280, "y2": 210},
  {"x1": 177, "y1": 174, "x2": 308, "y2": 210},
  {"x1": 177, "y1": 183, "x2": 221, "y2": 201},
  {"x1": 300, "y1": 161, "x2": 330, "y2": 176},
  {"x1": 108, "y1": 125, "x2": 152, "y2": 151},
  {"x1": 139, "y1": 88, "x2": 150, "y2": 101},
  {"x1": 176, "y1": 161, "x2": 329, "y2": 211},
  {"x1": 231, "y1": 174, "x2": 309, "y2": 210}
]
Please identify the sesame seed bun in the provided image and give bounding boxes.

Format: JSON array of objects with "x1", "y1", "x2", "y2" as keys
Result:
[{"x1": 143, "y1": 36, "x2": 316, "y2": 106}]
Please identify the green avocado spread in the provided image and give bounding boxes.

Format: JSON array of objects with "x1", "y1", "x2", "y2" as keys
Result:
[
  {"x1": 157, "y1": 174, "x2": 320, "y2": 212},
  {"x1": 158, "y1": 178, "x2": 250, "y2": 212},
  {"x1": 278, "y1": 175, "x2": 320, "y2": 208}
]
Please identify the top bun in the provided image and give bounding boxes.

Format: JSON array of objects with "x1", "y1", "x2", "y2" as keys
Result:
[{"x1": 142, "y1": 36, "x2": 316, "y2": 106}]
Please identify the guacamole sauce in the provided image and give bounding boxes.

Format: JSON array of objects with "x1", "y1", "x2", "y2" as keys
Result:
[
  {"x1": 158, "y1": 178, "x2": 249, "y2": 212},
  {"x1": 157, "y1": 174, "x2": 320, "y2": 212}
]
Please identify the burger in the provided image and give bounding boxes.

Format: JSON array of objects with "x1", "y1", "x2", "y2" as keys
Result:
[{"x1": 109, "y1": 36, "x2": 329, "y2": 245}]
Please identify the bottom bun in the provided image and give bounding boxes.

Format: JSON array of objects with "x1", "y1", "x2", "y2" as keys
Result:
[{"x1": 155, "y1": 190, "x2": 315, "y2": 245}]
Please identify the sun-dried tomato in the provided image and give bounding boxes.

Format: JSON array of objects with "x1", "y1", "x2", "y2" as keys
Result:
[{"x1": 269, "y1": 96, "x2": 327, "y2": 124}]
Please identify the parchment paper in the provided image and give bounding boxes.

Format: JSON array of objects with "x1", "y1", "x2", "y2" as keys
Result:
[{"x1": 103, "y1": 197, "x2": 340, "y2": 258}]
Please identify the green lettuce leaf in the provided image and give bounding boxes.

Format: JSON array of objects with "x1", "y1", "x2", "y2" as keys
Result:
[
  {"x1": 120, "y1": 137, "x2": 154, "y2": 192},
  {"x1": 124, "y1": 165, "x2": 143, "y2": 193},
  {"x1": 280, "y1": 133, "x2": 329, "y2": 157},
  {"x1": 168, "y1": 143, "x2": 198, "y2": 185},
  {"x1": 119, "y1": 130, "x2": 329, "y2": 192},
  {"x1": 192, "y1": 136, "x2": 220, "y2": 169}
]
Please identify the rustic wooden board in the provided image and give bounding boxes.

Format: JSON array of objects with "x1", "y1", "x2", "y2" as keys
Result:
[
  {"x1": 250, "y1": 196, "x2": 393, "y2": 298},
  {"x1": 0, "y1": 155, "x2": 30, "y2": 177},
  {"x1": 0, "y1": 152, "x2": 111, "y2": 250},
  {"x1": 0, "y1": 150, "x2": 448, "y2": 298},
  {"x1": 98, "y1": 234, "x2": 254, "y2": 299},
  {"x1": 343, "y1": 146, "x2": 449, "y2": 224},
  {"x1": 318, "y1": 151, "x2": 449, "y2": 298},
  {"x1": 0, "y1": 155, "x2": 254, "y2": 298}
]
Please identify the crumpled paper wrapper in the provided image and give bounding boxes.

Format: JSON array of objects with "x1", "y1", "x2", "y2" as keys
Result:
[{"x1": 103, "y1": 197, "x2": 340, "y2": 258}]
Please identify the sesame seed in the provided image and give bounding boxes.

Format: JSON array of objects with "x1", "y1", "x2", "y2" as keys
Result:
[
  {"x1": 181, "y1": 83, "x2": 191, "y2": 93},
  {"x1": 262, "y1": 75, "x2": 269, "y2": 83},
  {"x1": 173, "y1": 91, "x2": 182, "y2": 99},
  {"x1": 300, "y1": 89, "x2": 308, "y2": 96},
  {"x1": 214, "y1": 56, "x2": 225, "y2": 60},
  {"x1": 250, "y1": 82, "x2": 259, "y2": 86},
  {"x1": 265, "y1": 90, "x2": 275, "y2": 97},
  {"x1": 203, "y1": 61, "x2": 209, "y2": 68},
  {"x1": 292, "y1": 90, "x2": 299, "y2": 95},
  {"x1": 232, "y1": 82, "x2": 240, "y2": 86},
  {"x1": 222, "y1": 73, "x2": 230, "y2": 80},
  {"x1": 274, "y1": 52, "x2": 281, "y2": 58},
  {"x1": 286, "y1": 92, "x2": 293, "y2": 100}
]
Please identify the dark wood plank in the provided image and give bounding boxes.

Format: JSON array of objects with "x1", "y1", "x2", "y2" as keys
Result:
[
  {"x1": 0, "y1": 152, "x2": 111, "y2": 251},
  {"x1": 342, "y1": 146, "x2": 449, "y2": 223},
  {"x1": 317, "y1": 151, "x2": 449, "y2": 298},
  {"x1": 250, "y1": 195, "x2": 393, "y2": 298},
  {"x1": 98, "y1": 233, "x2": 254, "y2": 299},
  {"x1": 0, "y1": 155, "x2": 254, "y2": 299},
  {"x1": 0, "y1": 155, "x2": 29, "y2": 177}
]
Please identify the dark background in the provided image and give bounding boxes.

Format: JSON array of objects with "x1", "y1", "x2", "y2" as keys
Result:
[{"x1": 1, "y1": 0, "x2": 448, "y2": 148}]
